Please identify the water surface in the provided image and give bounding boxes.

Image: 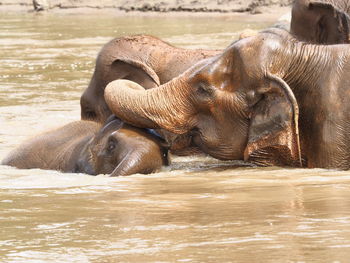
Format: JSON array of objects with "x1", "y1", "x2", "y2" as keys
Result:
[{"x1": 1, "y1": 11, "x2": 350, "y2": 263}]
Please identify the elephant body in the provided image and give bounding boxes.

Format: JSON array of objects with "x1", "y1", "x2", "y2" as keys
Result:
[
  {"x1": 224, "y1": 29, "x2": 350, "y2": 169},
  {"x1": 2, "y1": 119, "x2": 168, "y2": 176},
  {"x1": 291, "y1": 0, "x2": 350, "y2": 44},
  {"x1": 105, "y1": 28, "x2": 350, "y2": 170}
]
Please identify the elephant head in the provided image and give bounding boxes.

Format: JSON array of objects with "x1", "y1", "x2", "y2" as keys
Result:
[
  {"x1": 78, "y1": 117, "x2": 168, "y2": 176},
  {"x1": 80, "y1": 37, "x2": 161, "y2": 123},
  {"x1": 104, "y1": 35, "x2": 303, "y2": 167},
  {"x1": 291, "y1": 0, "x2": 350, "y2": 44}
]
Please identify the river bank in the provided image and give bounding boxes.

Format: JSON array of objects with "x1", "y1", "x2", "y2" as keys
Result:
[
  {"x1": 1, "y1": 0, "x2": 292, "y2": 14},
  {"x1": 0, "y1": 1, "x2": 292, "y2": 28}
]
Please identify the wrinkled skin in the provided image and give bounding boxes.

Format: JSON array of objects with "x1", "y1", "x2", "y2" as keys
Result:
[
  {"x1": 105, "y1": 28, "x2": 350, "y2": 170},
  {"x1": 104, "y1": 58, "x2": 249, "y2": 161},
  {"x1": 291, "y1": 0, "x2": 350, "y2": 44},
  {"x1": 80, "y1": 35, "x2": 219, "y2": 123},
  {"x1": 2, "y1": 119, "x2": 168, "y2": 176}
]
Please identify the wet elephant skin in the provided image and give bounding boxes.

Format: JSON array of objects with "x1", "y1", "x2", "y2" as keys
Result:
[
  {"x1": 105, "y1": 28, "x2": 350, "y2": 170},
  {"x1": 2, "y1": 119, "x2": 168, "y2": 176},
  {"x1": 291, "y1": 0, "x2": 350, "y2": 44}
]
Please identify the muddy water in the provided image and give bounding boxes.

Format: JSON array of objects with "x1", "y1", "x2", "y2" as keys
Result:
[{"x1": 1, "y1": 11, "x2": 350, "y2": 262}]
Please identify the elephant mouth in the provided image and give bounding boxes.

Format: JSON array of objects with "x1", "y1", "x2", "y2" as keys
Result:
[
  {"x1": 75, "y1": 157, "x2": 96, "y2": 175},
  {"x1": 190, "y1": 130, "x2": 220, "y2": 158},
  {"x1": 190, "y1": 129, "x2": 245, "y2": 161}
]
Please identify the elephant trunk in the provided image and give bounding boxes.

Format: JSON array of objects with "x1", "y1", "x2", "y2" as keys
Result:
[{"x1": 104, "y1": 79, "x2": 195, "y2": 135}]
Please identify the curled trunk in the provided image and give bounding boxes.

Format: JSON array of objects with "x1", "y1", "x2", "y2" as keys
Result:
[{"x1": 104, "y1": 79, "x2": 195, "y2": 135}]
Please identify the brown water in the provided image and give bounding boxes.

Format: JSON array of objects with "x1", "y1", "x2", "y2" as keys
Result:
[{"x1": 1, "y1": 11, "x2": 350, "y2": 263}]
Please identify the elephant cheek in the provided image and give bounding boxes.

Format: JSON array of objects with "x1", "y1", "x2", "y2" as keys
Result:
[{"x1": 75, "y1": 158, "x2": 96, "y2": 175}]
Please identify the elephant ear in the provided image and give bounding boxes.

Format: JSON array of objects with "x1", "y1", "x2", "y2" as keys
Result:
[
  {"x1": 244, "y1": 74, "x2": 302, "y2": 167},
  {"x1": 309, "y1": 1, "x2": 350, "y2": 44},
  {"x1": 112, "y1": 58, "x2": 161, "y2": 87}
]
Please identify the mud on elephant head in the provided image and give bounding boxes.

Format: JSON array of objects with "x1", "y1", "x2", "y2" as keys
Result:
[
  {"x1": 105, "y1": 28, "x2": 350, "y2": 170},
  {"x1": 291, "y1": 0, "x2": 350, "y2": 44},
  {"x1": 80, "y1": 35, "x2": 218, "y2": 123}
]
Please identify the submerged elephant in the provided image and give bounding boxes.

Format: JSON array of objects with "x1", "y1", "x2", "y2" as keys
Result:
[
  {"x1": 1, "y1": 118, "x2": 168, "y2": 176},
  {"x1": 291, "y1": 0, "x2": 350, "y2": 44},
  {"x1": 105, "y1": 28, "x2": 350, "y2": 170},
  {"x1": 80, "y1": 34, "x2": 219, "y2": 123}
]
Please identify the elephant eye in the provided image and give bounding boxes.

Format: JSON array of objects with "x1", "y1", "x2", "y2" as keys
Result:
[
  {"x1": 108, "y1": 143, "x2": 115, "y2": 151},
  {"x1": 106, "y1": 139, "x2": 117, "y2": 153},
  {"x1": 86, "y1": 110, "x2": 97, "y2": 120},
  {"x1": 81, "y1": 105, "x2": 97, "y2": 120},
  {"x1": 196, "y1": 83, "x2": 213, "y2": 96},
  {"x1": 81, "y1": 98, "x2": 97, "y2": 120}
]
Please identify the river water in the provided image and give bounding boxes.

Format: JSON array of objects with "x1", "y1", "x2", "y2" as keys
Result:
[{"x1": 1, "y1": 10, "x2": 350, "y2": 263}]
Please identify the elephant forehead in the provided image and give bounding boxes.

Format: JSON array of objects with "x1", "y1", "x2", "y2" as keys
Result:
[
  {"x1": 189, "y1": 58, "x2": 234, "y2": 89},
  {"x1": 262, "y1": 38, "x2": 280, "y2": 53},
  {"x1": 114, "y1": 128, "x2": 146, "y2": 141},
  {"x1": 110, "y1": 130, "x2": 128, "y2": 141},
  {"x1": 238, "y1": 32, "x2": 280, "y2": 54}
]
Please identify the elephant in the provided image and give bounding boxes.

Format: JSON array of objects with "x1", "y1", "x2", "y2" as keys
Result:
[
  {"x1": 80, "y1": 34, "x2": 219, "y2": 123},
  {"x1": 104, "y1": 28, "x2": 350, "y2": 170},
  {"x1": 291, "y1": 0, "x2": 350, "y2": 44},
  {"x1": 1, "y1": 118, "x2": 169, "y2": 176}
]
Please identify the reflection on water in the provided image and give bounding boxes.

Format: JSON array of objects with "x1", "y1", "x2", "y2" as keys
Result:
[{"x1": 1, "y1": 10, "x2": 350, "y2": 263}]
